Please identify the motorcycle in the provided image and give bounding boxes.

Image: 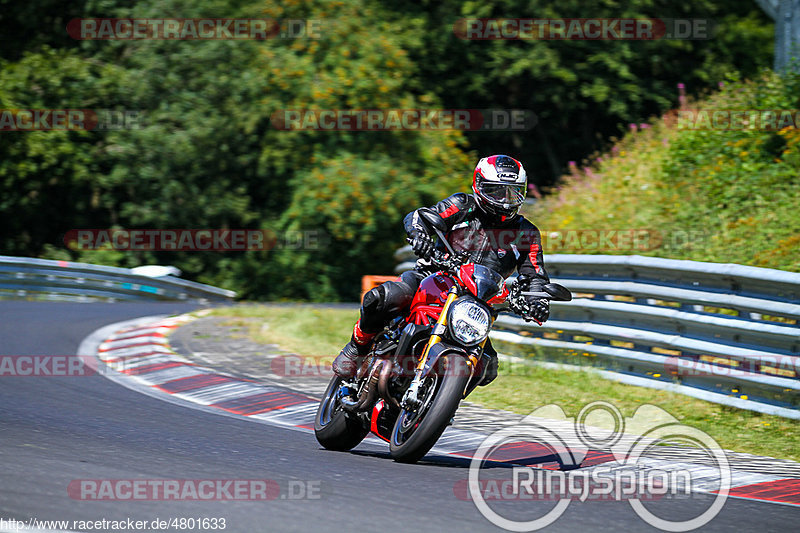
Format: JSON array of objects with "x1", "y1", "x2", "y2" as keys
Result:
[{"x1": 314, "y1": 211, "x2": 572, "y2": 463}]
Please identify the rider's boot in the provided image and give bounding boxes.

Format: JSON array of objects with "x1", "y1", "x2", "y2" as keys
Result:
[{"x1": 332, "y1": 320, "x2": 376, "y2": 378}]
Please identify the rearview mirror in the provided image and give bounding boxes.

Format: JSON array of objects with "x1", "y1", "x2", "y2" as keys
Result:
[
  {"x1": 544, "y1": 283, "x2": 572, "y2": 302},
  {"x1": 418, "y1": 208, "x2": 448, "y2": 233}
]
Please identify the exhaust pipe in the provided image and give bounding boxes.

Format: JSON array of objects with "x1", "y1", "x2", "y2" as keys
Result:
[
  {"x1": 342, "y1": 362, "x2": 381, "y2": 412},
  {"x1": 377, "y1": 358, "x2": 400, "y2": 410}
]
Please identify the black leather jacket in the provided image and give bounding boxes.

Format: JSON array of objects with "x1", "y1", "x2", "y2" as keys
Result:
[{"x1": 403, "y1": 192, "x2": 549, "y2": 287}]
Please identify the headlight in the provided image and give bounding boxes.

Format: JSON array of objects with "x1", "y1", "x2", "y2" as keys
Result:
[{"x1": 447, "y1": 298, "x2": 490, "y2": 345}]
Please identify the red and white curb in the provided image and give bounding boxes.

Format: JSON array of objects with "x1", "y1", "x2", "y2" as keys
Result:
[
  {"x1": 87, "y1": 313, "x2": 320, "y2": 431},
  {"x1": 81, "y1": 313, "x2": 800, "y2": 507}
]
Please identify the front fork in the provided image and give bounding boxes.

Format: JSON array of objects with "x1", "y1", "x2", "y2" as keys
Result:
[{"x1": 401, "y1": 287, "x2": 487, "y2": 410}]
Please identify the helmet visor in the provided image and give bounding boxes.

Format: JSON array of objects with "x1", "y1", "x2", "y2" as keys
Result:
[{"x1": 478, "y1": 182, "x2": 526, "y2": 207}]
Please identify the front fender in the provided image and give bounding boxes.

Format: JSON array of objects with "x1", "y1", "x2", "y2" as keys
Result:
[
  {"x1": 396, "y1": 322, "x2": 432, "y2": 360},
  {"x1": 420, "y1": 342, "x2": 473, "y2": 380}
]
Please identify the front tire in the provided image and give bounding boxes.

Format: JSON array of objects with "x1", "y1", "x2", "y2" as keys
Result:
[
  {"x1": 390, "y1": 354, "x2": 470, "y2": 463},
  {"x1": 314, "y1": 375, "x2": 368, "y2": 451}
]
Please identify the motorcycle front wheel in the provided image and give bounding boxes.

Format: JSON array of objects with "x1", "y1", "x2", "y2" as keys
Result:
[
  {"x1": 389, "y1": 353, "x2": 469, "y2": 463},
  {"x1": 314, "y1": 375, "x2": 369, "y2": 451}
]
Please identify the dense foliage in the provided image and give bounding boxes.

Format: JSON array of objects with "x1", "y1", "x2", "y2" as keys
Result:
[
  {"x1": 528, "y1": 71, "x2": 800, "y2": 272},
  {"x1": 0, "y1": 0, "x2": 782, "y2": 299}
]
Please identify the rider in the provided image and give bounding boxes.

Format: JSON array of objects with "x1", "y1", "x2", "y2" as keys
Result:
[{"x1": 332, "y1": 155, "x2": 551, "y2": 384}]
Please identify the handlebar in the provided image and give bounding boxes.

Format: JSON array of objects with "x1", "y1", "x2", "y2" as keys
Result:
[
  {"x1": 406, "y1": 237, "x2": 467, "y2": 272},
  {"x1": 407, "y1": 241, "x2": 549, "y2": 322},
  {"x1": 407, "y1": 216, "x2": 571, "y2": 323}
]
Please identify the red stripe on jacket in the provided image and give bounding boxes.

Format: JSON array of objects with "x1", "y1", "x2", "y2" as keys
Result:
[
  {"x1": 528, "y1": 243, "x2": 541, "y2": 272},
  {"x1": 440, "y1": 204, "x2": 459, "y2": 218}
]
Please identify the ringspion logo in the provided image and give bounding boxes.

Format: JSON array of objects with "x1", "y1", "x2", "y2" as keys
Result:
[{"x1": 466, "y1": 402, "x2": 730, "y2": 531}]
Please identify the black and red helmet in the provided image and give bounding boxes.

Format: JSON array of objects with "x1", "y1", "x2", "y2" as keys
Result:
[{"x1": 472, "y1": 155, "x2": 528, "y2": 219}]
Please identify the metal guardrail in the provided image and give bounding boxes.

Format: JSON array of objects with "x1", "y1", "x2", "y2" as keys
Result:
[
  {"x1": 395, "y1": 247, "x2": 800, "y2": 415},
  {"x1": 0, "y1": 255, "x2": 236, "y2": 303}
]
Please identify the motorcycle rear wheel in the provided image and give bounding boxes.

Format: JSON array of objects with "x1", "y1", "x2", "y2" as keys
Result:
[{"x1": 314, "y1": 375, "x2": 369, "y2": 451}]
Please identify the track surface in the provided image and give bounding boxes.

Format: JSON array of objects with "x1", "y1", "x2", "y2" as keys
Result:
[{"x1": 1, "y1": 301, "x2": 798, "y2": 532}]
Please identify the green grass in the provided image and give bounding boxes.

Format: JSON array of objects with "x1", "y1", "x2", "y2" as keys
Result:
[
  {"x1": 206, "y1": 304, "x2": 359, "y2": 357},
  {"x1": 203, "y1": 305, "x2": 799, "y2": 461}
]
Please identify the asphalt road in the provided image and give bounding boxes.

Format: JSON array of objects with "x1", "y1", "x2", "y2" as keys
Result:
[{"x1": 0, "y1": 301, "x2": 797, "y2": 532}]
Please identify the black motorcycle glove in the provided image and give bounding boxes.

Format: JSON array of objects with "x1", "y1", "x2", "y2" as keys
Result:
[
  {"x1": 526, "y1": 297, "x2": 550, "y2": 323},
  {"x1": 410, "y1": 230, "x2": 435, "y2": 259}
]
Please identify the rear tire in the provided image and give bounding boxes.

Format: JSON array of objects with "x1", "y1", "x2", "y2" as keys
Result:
[
  {"x1": 390, "y1": 354, "x2": 469, "y2": 463},
  {"x1": 314, "y1": 375, "x2": 368, "y2": 451}
]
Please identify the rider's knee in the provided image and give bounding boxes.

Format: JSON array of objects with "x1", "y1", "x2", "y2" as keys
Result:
[
  {"x1": 362, "y1": 285, "x2": 384, "y2": 314},
  {"x1": 382, "y1": 280, "x2": 414, "y2": 312},
  {"x1": 361, "y1": 273, "x2": 419, "y2": 331}
]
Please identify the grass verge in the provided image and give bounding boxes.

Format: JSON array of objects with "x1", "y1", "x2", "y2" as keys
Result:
[{"x1": 205, "y1": 304, "x2": 799, "y2": 461}]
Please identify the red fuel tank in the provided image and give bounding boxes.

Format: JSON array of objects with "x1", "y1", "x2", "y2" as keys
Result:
[{"x1": 409, "y1": 273, "x2": 456, "y2": 310}]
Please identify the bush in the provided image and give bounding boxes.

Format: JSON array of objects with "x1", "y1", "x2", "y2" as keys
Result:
[{"x1": 528, "y1": 71, "x2": 800, "y2": 272}]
